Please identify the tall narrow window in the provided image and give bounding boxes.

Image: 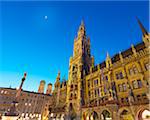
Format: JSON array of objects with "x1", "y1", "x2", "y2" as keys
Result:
[
  {"x1": 118, "y1": 84, "x2": 123, "y2": 92},
  {"x1": 94, "y1": 79, "x2": 98, "y2": 85},
  {"x1": 75, "y1": 85, "x2": 78, "y2": 90},
  {"x1": 70, "y1": 93, "x2": 73, "y2": 99},
  {"x1": 97, "y1": 89, "x2": 100, "y2": 96},
  {"x1": 105, "y1": 76, "x2": 108, "y2": 81},
  {"x1": 137, "y1": 79, "x2": 142, "y2": 88},
  {"x1": 116, "y1": 71, "x2": 123, "y2": 79},
  {"x1": 133, "y1": 65, "x2": 138, "y2": 74},
  {"x1": 129, "y1": 68, "x2": 133, "y2": 75},
  {"x1": 88, "y1": 91, "x2": 91, "y2": 97},
  {"x1": 104, "y1": 86, "x2": 107, "y2": 94},
  {"x1": 116, "y1": 73, "x2": 119, "y2": 79},
  {"x1": 145, "y1": 62, "x2": 150, "y2": 71},
  {"x1": 95, "y1": 89, "x2": 97, "y2": 97},
  {"x1": 119, "y1": 72, "x2": 123, "y2": 79},
  {"x1": 123, "y1": 83, "x2": 126, "y2": 91},
  {"x1": 132, "y1": 80, "x2": 138, "y2": 89}
]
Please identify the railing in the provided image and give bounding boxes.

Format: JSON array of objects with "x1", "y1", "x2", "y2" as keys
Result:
[{"x1": 82, "y1": 98, "x2": 149, "y2": 108}]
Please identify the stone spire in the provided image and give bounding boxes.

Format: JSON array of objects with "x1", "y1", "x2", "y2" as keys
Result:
[
  {"x1": 77, "y1": 20, "x2": 86, "y2": 38},
  {"x1": 106, "y1": 52, "x2": 110, "y2": 59},
  {"x1": 119, "y1": 51, "x2": 123, "y2": 63},
  {"x1": 106, "y1": 52, "x2": 112, "y2": 68},
  {"x1": 54, "y1": 70, "x2": 61, "y2": 89},
  {"x1": 137, "y1": 17, "x2": 148, "y2": 37},
  {"x1": 56, "y1": 70, "x2": 60, "y2": 81},
  {"x1": 131, "y1": 44, "x2": 137, "y2": 57},
  {"x1": 81, "y1": 19, "x2": 85, "y2": 27}
]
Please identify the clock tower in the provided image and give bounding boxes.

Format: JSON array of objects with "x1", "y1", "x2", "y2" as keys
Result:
[{"x1": 66, "y1": 20, "x2": 93, "y2": 120}]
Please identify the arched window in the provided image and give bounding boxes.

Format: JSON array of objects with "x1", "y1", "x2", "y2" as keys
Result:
[
  {"x1": 132, "y1": 80, "x2": 138, "y2": 89},
  {"x1": 88, "y1": 91, "x2": 91, "y2": 97},
  {"x1": 101, "y1": 110, "x2": 111, "y2": 120},
  {"x1": 133, "y1": 65, "x2": 138, "y2": 74},
  {"x1": 121, "y1": 110, "x2": 129, "y2": 115},
  {"x1": 75, "y1": 85, "x2": 77, "y2": 90},
  {"x1": 142, "y1": 110, "x2": 150, "y2": 119},
  {"x1": 137, "y1": 79, "x2": 142, "y2": 88},
  {"x1": 70, "y1": 93, "x2": 73, "y2": 98},
  {"x1": 123, "y1": 83, "x2": 126, "y2": 91},
  {"x1": 72, "y1": 65, "x2": 75, "y2": 71},
  {"x1": 129, "y1": 68, "x2": 133, "y2": 75},
  {"x1": 69, "y1": 103, "x2": 73, "y2": 110},
  {"x1": 128, "y1": 64, "x2": 138, "y2": 75},
  {"x1": 118, "y1": 84, "x2": 123, "y2": 92},
  {"x1": 74, "y1": 93, "x2": 77, "y2": 98},
  {"x1": 144, "y1": 62, "x2": 150, "y2": 71}
]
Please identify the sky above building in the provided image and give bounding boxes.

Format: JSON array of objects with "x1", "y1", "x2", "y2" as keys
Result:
[{"x1": 0, "y1": 1, "x2": 149, "y2": 92}]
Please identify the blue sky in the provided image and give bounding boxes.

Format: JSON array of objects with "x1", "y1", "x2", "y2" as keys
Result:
[{"x1": 0, "y1": 1, "x2": 149, "y2": 92}]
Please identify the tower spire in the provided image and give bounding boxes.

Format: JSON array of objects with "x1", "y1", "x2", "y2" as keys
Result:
[
  {"x1": 77, "y1": 20, "x2": 86, "y2": 38},
  {"x1": 56, "y1": 70, "x2": 60, "y2": 81},
  {"x1": 81, "y1": 19, "x2": 84, "y2": 27},
  {"x1": 136, "y1": 17, "x2": 148, "y2": 36}
]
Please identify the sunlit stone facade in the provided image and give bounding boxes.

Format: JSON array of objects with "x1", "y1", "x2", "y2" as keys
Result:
[
  {"x1": 0, "y1": 20, "x2": 149, "y2": 120},
  {"x1": 0, "y1": 87, "x2": 52, "y2": 120},
  {"x1": 47, "y1": 20, "x2": 150, "y2": 120}
]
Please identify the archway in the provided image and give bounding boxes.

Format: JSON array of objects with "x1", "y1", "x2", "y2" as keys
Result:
[
  {"x1": 91, "y1": 111, "x2": 98, "y2": 120},
  {"x1": 85, "y1": 111, "x2": 98, "y2": 120},
  {"x1": 101, "y1": 110, "x2": 112, "y2": 120},
  {"x1": 82, "y1": 112, "x2": 87, "y2": 120},
  {"x1": 120, "y1": 109, "x2": 134, "y2": 120},
  {"x1": 69, "y1": 103, "x2": 76, "y2": 120},
  {"x1": 88, "y1": 111, "x2": 98, "y2": 120},
  {"x1": 137, "y1": 109, "x2": 150, "y2": 120},
  {"x1": 60, "y1": 114, "x2": 65, "y2": 120}
]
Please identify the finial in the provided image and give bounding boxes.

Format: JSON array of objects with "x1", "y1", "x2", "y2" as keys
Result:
[
  {"x1": 106, "y1": 52, "x2": 112, "y2": 68},
  {"x1": 131, "y1": 44, "x2": 134, "y2": 48},
  {"x1": 119, "y1": 51, "x2": 123, "y2": 63},
  {"x1": 81, "y1": 19, "x2": 84, "y2": 26},
  {"x1": 131, "y1": 44, "x2": 137, "y2": 57},
  {"x1": 56, "y1": 70, "x2": 60, "y2": 81},
  {"x1": 106, "y1": 52, "x2": 110, "y2": 58},
  {"x1": 136, "y1": 17, "x2": 148, "y2": 36},
  {"x1": 58, "y1": 70, "x2": 60, "y2": 75}
]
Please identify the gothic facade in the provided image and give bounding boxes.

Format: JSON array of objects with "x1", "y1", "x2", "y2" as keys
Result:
[{"x1": 47, "y1": 20, "x2": 150, "y2": 120}]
